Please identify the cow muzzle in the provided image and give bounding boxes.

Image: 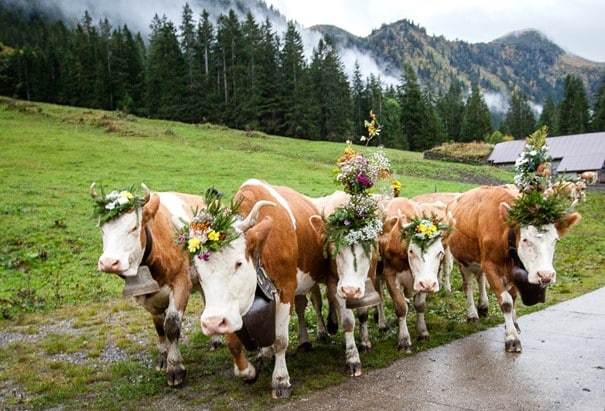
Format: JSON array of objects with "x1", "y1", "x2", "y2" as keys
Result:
[
  {"x1": 415, "y1": 278, "x2": 439, "y2": 293},
  {"x1": 536, "y1": 270, "x2": 556, "y2": 284},
  {"x1": 201, "y1": 316, "x2": 230, "y2": 335}
]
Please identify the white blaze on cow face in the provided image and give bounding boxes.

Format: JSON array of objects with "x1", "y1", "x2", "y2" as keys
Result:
[
  {"x1": 98, "y1": 210, "x2": 144, "y2": 277},
  {"x1": 407, "y1": 238, "x2": 444, "y2": 293},
  {"x1": 194, "y1": 235, "x2": 258, "y2": 336},
  {"x1": 517, "y1": 224, "x2": 558, "y2": 284},
  {"x1": 335, "y1": 243, "x2": 372, "y2": 299}
]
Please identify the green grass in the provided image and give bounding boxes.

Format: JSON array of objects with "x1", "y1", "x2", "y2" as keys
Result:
[{"x1": 1, "y1": 96, "x2": 603, "y2": 410}]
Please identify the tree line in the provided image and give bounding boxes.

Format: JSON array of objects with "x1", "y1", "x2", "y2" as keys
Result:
[{"x1": 1, "y1": 2, "x2": 604, "y2": 150}]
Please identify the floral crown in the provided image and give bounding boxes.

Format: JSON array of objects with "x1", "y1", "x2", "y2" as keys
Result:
[
  {"x1": 401, "y1": 214, "x2": 449, "y2": 253},
  {"x1": 92, "y1": 184, "x2": 146, "y2": 225},
  {"x1": 178, "y1": 189, "x2": 242, "y2": 261},
  {"x1": 508, "y1": 126, "x2": 570, "y2": 228},
  {"x1": 325, "y1": 142, "x2": 392, "y2": 258}
]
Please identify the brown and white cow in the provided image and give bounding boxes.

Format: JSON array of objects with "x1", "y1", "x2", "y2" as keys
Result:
[
  {"x1": 579, "y1": 170, "x2": 598, "y2": 185},
  {"x1": 377, "y1": 197, "x2": 448, "y2": 352},
  {"x1": 447, "y1": 185, "x2": 581, "y2": 352},
  {"x1": 91, "y1": 183, "x2": 203, "y2": 387},
  {"x1": 412, "y1": 192, "x2": 460, "y2": 292},
  {"x1": 190, "y1": 179, "x2": 337, "y2": 398}
]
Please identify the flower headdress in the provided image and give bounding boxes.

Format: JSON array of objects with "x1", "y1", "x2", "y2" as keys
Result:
[
  {"x1": 92, "y1": 184, "x2": 146, "y2": 225},
  {"x1": 402, "y1": 214, "x2": 449, "y2": 253},
  {"x1": 508, "y1": 126, "x2": 570, "y2": 228},
  {"x1": 178, "y1": 189, "x2": 242, "y2": 261},
  {"x1": 325, "y1": 142, "x2": 392, "y2": 258}
]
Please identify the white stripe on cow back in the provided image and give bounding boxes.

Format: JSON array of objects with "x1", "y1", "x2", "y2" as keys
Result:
[
  {"x1": 243, "y1": 179, "x2": 297, "y2": 230},
  {"x1": 158, "y1": 192, "x2": 192, "y2": 229}
]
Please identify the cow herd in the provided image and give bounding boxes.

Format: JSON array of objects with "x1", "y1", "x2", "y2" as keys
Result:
[{"x1": 91, "y1": 177, "x2": 582, "y2": 398}]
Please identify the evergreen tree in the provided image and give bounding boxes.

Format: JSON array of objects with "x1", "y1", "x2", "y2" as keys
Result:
[
  {"x1": 350, "y1": 61, "x2": 367, "y2": 139},
  {"x1": 94, "y1": 18, "x2": 113, "y2": 110},
  {"x1": 145, "y1": 14, "x2": 187, "y2": 120},
  {"x1": 436, "y1": 81, "x2": 465, "y2": 141},
  {"x1": 255, "y1": 18, "x2": 281, "y2": 134},
  {"x1": 214, "y1": 10, "x2": 242, "y2": 127},
  {"x1": 504, "y1": 88, "x2": 536, "y2": 139},
  {"x1": 195, "y1": 10, "x2": 217, "y2": 122},
  {"x1": 558, "y1": 74, "x2": 590, "y2": 135},
  {"x1": 590, "y1": 76, "x2": 605, "y2": 132},
  {"x1": 278, "y1": 21, "x2": 317, "y2": 138},
  {"x1": 179, "y1": 2, "x2": 200, "y2": 122},
  {"x1": 398, "y1": 64, "x2": 430, "y2": 151},
  {"x1": 383, "y1": 97, "x2": 406, "y2": 149},
  {"x1": 537, "y1": 95, "x2": 558, "y2": 136},
  {"x1": 308, "y1": 36, "x2": 352, "y2": 141},
  {"x1": 461, "y1": 85, "x2": 492, "y2": 141}
]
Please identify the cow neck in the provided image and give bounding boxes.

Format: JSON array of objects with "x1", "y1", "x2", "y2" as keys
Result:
[
  {"x1": 507, "y1": 228, "x2": 525, "y2": 270},
  {"x1": 141, "y1": 225, "x2": 153, "y2": 265},
  {"x1": 254, "y1": 254, "x2": 276, "y2": 301}
]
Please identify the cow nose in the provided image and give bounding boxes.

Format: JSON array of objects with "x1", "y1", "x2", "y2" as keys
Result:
[
  {"x1": 418, "y1": 279, "x2": 439, "y2": 293},
  {"x1": 340, "y1": 286, "x2": 362, "y2": 299},
  {"x1": 98, "y1": 257, "x2": 121, "y2": 273},
  {"x1": 201, "y1": 316, "x2": 229, "y2": 335},
  {"x1": 537, "y1": 270, "x2": 556, "y2": 284}
]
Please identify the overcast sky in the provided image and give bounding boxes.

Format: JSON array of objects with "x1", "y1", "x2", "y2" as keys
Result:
[{"x1": 264, "y1": 0, "x2": 605, "y2": 63}]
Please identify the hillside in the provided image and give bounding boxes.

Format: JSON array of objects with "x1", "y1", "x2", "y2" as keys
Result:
[{"x1": 314, "y1": 21, "x2": 605, "y2": 105}]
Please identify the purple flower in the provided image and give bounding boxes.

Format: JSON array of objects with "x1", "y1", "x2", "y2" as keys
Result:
[
  {"x1": 356, "y1": 173, "x2": 372, "y2": 188},
  {"x1": 344, "y1": 219, "x2": 351, "y2": 226},
  {"x1": 197, "y1": 251, "x2": 211, "y2": 261}
]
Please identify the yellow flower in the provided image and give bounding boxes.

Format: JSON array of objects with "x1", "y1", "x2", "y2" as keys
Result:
[
  {"x1": 428, "y1": 224, "x2": 437, "y2": 234},
  {"x1": 188, "y1": 237, "x2": 201, "y2": 253},
  {"x1": 419, "y1": 224, "x2": 427, "y2": 233},
  {"x1": 121, "y1": 191, "x2": 134, "y2": 200},
  {"x1": 208, "y1": 230, "x2": 220, "y2": 241},
  {"x1": 391, "y1": 179, "x2": 402, "y2": 190}
]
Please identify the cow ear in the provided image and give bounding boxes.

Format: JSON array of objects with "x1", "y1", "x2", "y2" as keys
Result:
[
  {"x1": 309, "y1": 215, "x2": 324, "y2": 238},
  {"x1": 555, "y1": 212, "x2": 581, "y2": 236},
  {"x1": 499, "y1": 201, "x2": 511, "y2": 223},
  {"x1": 245, "y1": 216, "x2": 273, "y2": 260},
  {"x1": 383, "y1": 215, "x2": 399, "y2": 234},
  {"x1": 142, "y1": 192, "x2": 160, "y2": 223}
]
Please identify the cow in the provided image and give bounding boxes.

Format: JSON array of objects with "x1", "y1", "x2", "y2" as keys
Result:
[
  {"x1": 377, "y1": 197, "x2": 449, "y2": 352},
  {"x1": 579, "y1": 171, "x2": 598, "y2": 185},
  {"x1": 188, "y1": 179, "x2": 369, "y2": 398},
  {"x1": 447, "y1": 185, "x2": 581, "y2": 352},
  {"x1": 91, "y1": 183, "x2": 204, "y2": 387},
  {"x1": 545, "y1": 180, "x2": 587, "y2": 204}
]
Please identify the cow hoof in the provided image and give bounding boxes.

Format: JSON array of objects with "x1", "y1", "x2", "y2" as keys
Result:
[
  {"x1": 244, "y1": 373, "x2": 259, "y2": 384},
  {"x1": 346, "y1": 362, "x2": 363, "y2": 377},
  {"x1": 271, "y1": 385, "x2": 292, "y2": 399},
  {"x1": 505, "y1": 339, "x2": 522, "y2": 353},
  {"x1": 397, "y1": 342, "x2": 412, "y2": 353},
  {"x1": 467, "y1": 316, "x2": 479, "y2": 323},
  {"x1": 360, "y1": 343, "x2": 372, "y2": 353},
  {"x1": 297, "y1": 341, "x2": 313, "y2": 352},
  {"x1": 209, "y1": 335, "x2": 224, "y2": 350},
  {"x1": 417, "y1": 334, "x2": 429, "y2": 342},
  {"x1": 167, "y1": 368, "x2": 186, "y2": 387},
  {"x1": 327, "y1": 318, "x2": 339, "y2": 335},
  {"x1": 378, "y1": 324, "x2": 390, "y2": 333},
  {"x1": 156, "y1": 352, "x2": 168, "y2": 372},
  {"x1": 316, "y1": 331, "x2": 329, "y2": 344},
  {"x1": 478, "y1": 306, "x2": 489, "y2": 317}
]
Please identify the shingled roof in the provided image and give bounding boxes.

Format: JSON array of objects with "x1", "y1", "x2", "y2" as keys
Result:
[{"x1": 487, "y1": 132, "x2": 605, "y2": 174}]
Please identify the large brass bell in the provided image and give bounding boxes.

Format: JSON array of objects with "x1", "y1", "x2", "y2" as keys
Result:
[
  {"x1": 122, "y1": 265, "x2": 160, "y2": 297},
  {"x1": 346, "y1": 278, "x2": 381, "y2": 309}
]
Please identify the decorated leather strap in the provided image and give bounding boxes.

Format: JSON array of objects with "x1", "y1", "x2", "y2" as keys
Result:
[{"x1": 254, "y1": 255, "x2": 276, "y2": 301}]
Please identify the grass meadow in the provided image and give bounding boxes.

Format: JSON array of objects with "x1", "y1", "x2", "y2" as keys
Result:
[{"x1": 1, "y1": 96, "x2": 603, "y2": 410}]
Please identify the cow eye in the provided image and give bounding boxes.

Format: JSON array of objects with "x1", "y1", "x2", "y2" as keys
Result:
[
  {"x1": 129, "y1": 225, "x2": 137, "y2": 233},
  {"x1": 234, "y1": 261, "x2": 243, "y2": 270}
]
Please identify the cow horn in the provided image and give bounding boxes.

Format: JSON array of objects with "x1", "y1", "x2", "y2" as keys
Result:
[
  {"x1": 141, "y1": 183, "x2": 151, "y2": 204},
  {"x1": 238, "y1": 200, "x2": 275, "y2": 232},
  {"x1": 90, "y1": 182, "x2": 98, "y2": 199}
]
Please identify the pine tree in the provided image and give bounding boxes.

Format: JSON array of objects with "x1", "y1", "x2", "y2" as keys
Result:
[
  {"x1": 436, "y1": 82, "x2": 465, "y2": 141},
  {"x1": 195, "y1": 10, "x2": 217, "y2": 122},
  {"x1": 558, "y1": 74, "x2": 590, "y2": 135},
  {"x1": 461, "y1": 85, "x2": 492, "y2": 141},
  {"x1": 504, "y1": 88, "x2": 536, "y2": 139},
  {"x1": 590, "y1": 76, "x2": 605, "y2": 132},
  {"x1": 537, "y1": 95, "x2": 558, "y2": 136},
  {"x1": 398, "y1": 64, "x2": 430, "y2": 151},
  {"x1": 179, "y1": 3, "x2": 200, "y2": 122}
]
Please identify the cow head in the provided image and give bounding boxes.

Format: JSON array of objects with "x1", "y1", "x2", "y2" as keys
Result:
[
  {"x1": 91, "y1": 183, "x2": 155, "y2": 277},
  {"x1": 501, "y1": 202, "x2": 581, "y2": 285},
  {"x1": 383, "y1": 215, "x2": 445, "y2": 293},
  {"x1": 190, "y1": 200, "x2": 275, "y2": 336}
]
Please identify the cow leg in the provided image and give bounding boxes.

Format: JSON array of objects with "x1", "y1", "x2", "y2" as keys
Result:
[
  {"x1": 384, "y1": 269, "x2": 412, "y2": 352},
  {"x1": 373, "y1": 274, "x2": 389, "y2": 331},
  {"x1": 356, "y1": 306, "x2": 371, "y2": 353},
  {"x1": 151, "y1": 312, "x2": 169, "y2": 371},
  {"x1": 413, "y1": 292, "x2": 429, "y2": 341},
  {"x1": 226, "y1": 332, "x2": 257, "y2": 382},
  {"x1": 335, "y1": 294, "x2": 362, "y2": 376},
  {"x1": 164, "y1": 283, "x2": 190, "y2": 387},
  {"x1": 458, "y1": 263, "x2": 480, "y2": 322},
  {"x1": 310, "y1": 284, "x2": 329, "y2": 342},
  {"x1": 476, "y1": 272, "x2": 489, "y2": 317},
  {"x1": 271, "y1": 299, "x2": 292, "y2": 398},
  {"x1": 294, "y1": 294, "x2": 313, "y2": 351},
  {"x1": 440, "y1": 246, "x2": 453, "y2": 292}
]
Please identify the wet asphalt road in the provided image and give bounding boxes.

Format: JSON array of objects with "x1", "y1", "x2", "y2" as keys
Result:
[{"x1": 272, "y1": 287, "x2": 605, "y2": 411}]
